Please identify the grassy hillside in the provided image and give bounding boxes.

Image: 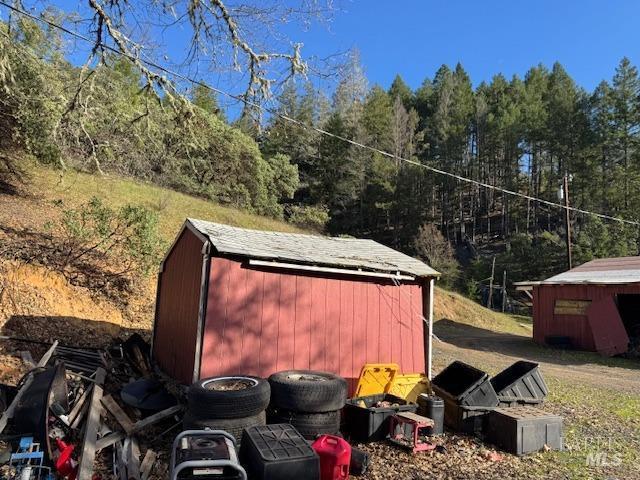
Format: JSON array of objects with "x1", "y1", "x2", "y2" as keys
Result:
[
  {"x1": 25, "y1": 164, "x2": 304, "y2": 243},
  {"x1": 434, "y1": 287, "x2": 532, "y2": 336}
]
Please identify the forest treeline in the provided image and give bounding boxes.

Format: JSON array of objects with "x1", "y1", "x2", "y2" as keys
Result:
[{"x1": 2, "y1": 19, "x2": 640, "y2": 293}]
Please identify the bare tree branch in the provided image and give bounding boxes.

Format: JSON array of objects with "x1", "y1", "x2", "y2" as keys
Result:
[{"x1": 77, "y1": 0, "x2": 334, "y2": 112}]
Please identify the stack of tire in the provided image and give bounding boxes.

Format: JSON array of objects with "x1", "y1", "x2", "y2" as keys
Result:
[
  {"x1": 267, "y1": 370, "x2": 347, "y2": 439},
  {"x1": 183, "y1": 375, "x2": 271, "y2": 446}
]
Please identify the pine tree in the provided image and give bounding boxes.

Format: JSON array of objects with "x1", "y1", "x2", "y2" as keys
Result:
[
  {"x1": 191, "y1": 84, "x2": 225, "y2": 120},
  {"x1": 611, "y1": 57, "x2": 640, "y2": 212},
  {"x1": 388, "y1": 74, "x2": 414, "y2": 110}
]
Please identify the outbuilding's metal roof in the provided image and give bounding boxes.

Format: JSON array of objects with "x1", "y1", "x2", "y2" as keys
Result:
[
  {"x1": 187, "y1": 219, "x2": 440, "y2": 279},
  {"x1": 540, "y1": 256, "x2": 640, "y2": 285}
]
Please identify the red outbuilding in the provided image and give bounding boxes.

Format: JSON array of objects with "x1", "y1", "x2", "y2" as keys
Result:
[
  {"x1": 517, "y1": 256, "x2": 640, "y2": 356},
  {"x1": 152, "y1": 219, "x2": 440, "y2": 391}
]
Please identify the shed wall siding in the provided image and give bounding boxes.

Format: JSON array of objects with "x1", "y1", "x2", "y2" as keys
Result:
[
  {"x1": 153, "y1": 228, "x2": 205, "y2": 383},
  {"x1": 201, "y1": 257, "x2": 425, "y2": 392},
  {"x1": 533, "y1": 283, "x2": 640, "y2": 351}
]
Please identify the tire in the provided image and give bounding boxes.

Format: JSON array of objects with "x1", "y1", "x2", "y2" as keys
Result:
[
  {"x1": 268, "y1": 370, "x2": 347, "y2": 413},
  {"x1": 187, "y1": 375, "x2": 270, "y2": 419},
  {"x1": 268, "y1": 408, "x2": 341, "y2": 440},
  {"x1": 182, "y1": 411, "x2": 266, "y2": 446}
]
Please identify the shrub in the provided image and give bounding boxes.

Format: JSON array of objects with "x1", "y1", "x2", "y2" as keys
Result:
[
  {"x1": 49, "y1": 196, "x2": 161, "y2": 282},
  {"x1": 254, "y1": 153, "x2": 299, "y2": 218},
  {"x1": 287, "y1": 204, "x2": 329, "y2": 231}
]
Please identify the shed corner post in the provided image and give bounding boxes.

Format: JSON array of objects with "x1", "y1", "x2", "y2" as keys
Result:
[
  {"x1": 532, "y1": 284, "x2": 541, "y2": 344},
  {"x1": 422, "y1": 277, "x2": 435, "y2": 380},
  {"x1": 192, "y1": 242, "x2": 212, "y2": 384},
  {"x1": 150, "y1": 261, "x2": 165, "y2": 362}
]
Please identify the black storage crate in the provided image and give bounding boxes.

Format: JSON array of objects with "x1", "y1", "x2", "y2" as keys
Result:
[
  {"x1": 455, "y1": 406, "x2": 495, "y2": 436},
  {"x1": 344, "y1": 393, "x2": 417, "y2": 442},
  {"x1": 240, "y1": 424, "x2": 320, "y2": 480},
  {"x1": 486, "y1": 406, "x2": 563, "y2": 455},
  {"x1": 432, "y1": 361, "x2": 499, "y2": 407},
  {"x1": 491, "y1": 361, "x2": 548, "y2": 405},
  {"x1": 433, "y1": 384, "x2": 495, "y2": 435}
]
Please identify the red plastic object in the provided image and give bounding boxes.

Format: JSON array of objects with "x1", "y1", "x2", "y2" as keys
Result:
[
  {"x1": 312, "y1": 434, "x2": 351, "y2": 480},
  {"x1": 55, "y1": 438, "x2": 77, "y2": 480},
  {"x1": 389, "y1": 412, "x2": 437, "y2": 454}
]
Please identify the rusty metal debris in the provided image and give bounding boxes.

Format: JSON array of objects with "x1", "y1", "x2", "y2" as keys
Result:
[{"x1": 1, "y1": 336, "x2": 181, "y2": 479}]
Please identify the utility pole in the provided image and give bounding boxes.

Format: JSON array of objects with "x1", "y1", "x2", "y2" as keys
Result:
[
  {"x1": 488, "y1": 256, "x2": 496, "y2": 309},
  {"x1": 502, "y1": 270, "x2": 507, "y2": 313},
  {"x1": 563, "y1": 174, "x2": 573, "y2": 270}
]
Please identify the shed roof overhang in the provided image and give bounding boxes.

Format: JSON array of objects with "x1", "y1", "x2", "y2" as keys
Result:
[{"x1": 184, "y1": 218, "x2": 441, "y2": 281}]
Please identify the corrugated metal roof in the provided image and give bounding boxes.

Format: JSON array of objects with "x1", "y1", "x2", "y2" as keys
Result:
[
  {"x1": 187, "y1": 219, "x2": 440, "y2": 278},
  {"x1": 542, "y1": 256, "x2": 640, "y2": 285}
]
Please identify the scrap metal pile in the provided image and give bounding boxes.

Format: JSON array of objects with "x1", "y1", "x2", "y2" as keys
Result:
[
  {"x1": 0, "y1": 336, "x2": 564, "y2": 479},
  {"x1": 0, "y1": 335, "x2": 181, "y2": 479}
]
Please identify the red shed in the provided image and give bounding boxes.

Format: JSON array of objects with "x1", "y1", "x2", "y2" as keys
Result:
[
  {"x1": 518, "y1": 256, "x2": 640, "y2": 356},
  {"x1": 152, "y1": 219, "x2": 440, "y2": 390}
]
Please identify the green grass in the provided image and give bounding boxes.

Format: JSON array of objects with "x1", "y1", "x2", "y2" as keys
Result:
[
  {"x1": 538, "y1": 379, "x2": 640, "y2": 478},
  {"x1": 434, "y1": 287, "x2": 533, "y2": 336},
  {"x1": 29, "y1": 164, "x2": 305, "y2": 244}
]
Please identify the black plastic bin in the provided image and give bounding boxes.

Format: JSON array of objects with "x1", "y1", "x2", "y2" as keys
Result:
[
  {"x1": 240, "y1": 424, "x2": 320, "y2": 480},
  {"x1": 431, "y1": 361, "x2": 499, "y2": 407},
  {"x1": 451, "y1": 405, "x2": 497, "y2": 436},
  {"x1": 485, "y1": 406, "x2": 563, "y2": 455},
  {"x1": 432, "y1": 385, "x2": 496, "y2": 435},
  {"x1": 491, "y1": 361, "x2": 548, "y2": 406},
  {"x1": 343, "y1": 394, "x2": 417, "y2": 442},
  {"x1": 417, "y1": 394, "x2": 444, "y2": 435}
]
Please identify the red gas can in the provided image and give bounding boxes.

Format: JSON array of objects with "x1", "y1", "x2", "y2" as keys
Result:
[
  {"x1": 312, "y1": 435, "x2": 351, "y2": 480},
  {"x1": 55, "y1": 438, "x2": 77, "y2": 480}
]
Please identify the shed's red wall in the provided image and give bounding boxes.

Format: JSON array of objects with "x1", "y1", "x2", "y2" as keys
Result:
[
  {"x1": 533, "y1": 283, "x2": 640, "y2": 351},
  {"x1": 153, "y1": 228, "x2": 204, "y2": 383},
  {"x1": 200, "y1": 257, "x2": 426, "y2": 392}
]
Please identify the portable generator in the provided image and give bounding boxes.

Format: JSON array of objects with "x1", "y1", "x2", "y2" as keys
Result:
[{"x1": 170, "y1": 430, "x2": 247, "y2": 480}]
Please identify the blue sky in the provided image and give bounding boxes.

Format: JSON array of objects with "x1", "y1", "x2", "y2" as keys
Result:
[
  {"x1": 7, "y1": 0, "x2": 640, "y2": 100},
  {"x1": 292, "y1": 0, "x2": 640, "y2": 92}
]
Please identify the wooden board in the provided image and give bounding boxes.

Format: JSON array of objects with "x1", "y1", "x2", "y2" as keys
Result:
[
  {"x1": 96, "y1": 431, "x2": 125, "y2": 452},
  {"x1": 101, "y1": 395, "x2": 135, "y2": 434},
  {"x1": 95, "y1": 404, "x2": 182, "y2": 452},
  {"x1": 127, "y1": 437, "x2": 142, "y2": 480},
  {"x1": 77, "y1": 367, "x2": 107, "y2": 480},
  {"x1": 140, "y1": 449, "x2": 157, "y2": 480},
  {"x1": 116, "y1": 440, "x2": 127, "y2": 480},
  {"x1": 68, "y1": 386, "x2": 93, "y2": 428},
  {"x1": 554, "y1": 299, "x2": 591, "y2": 316},
  {"x1": 129, "y1": 405, "x2": 182, "y2": 433}
]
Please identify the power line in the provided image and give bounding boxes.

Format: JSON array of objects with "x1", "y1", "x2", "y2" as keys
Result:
[{"x1": 2, "y1": 1, "x2": 640, "y2": 228}]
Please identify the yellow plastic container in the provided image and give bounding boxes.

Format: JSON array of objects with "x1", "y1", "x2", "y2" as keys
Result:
[
  {"x1": 354, "y1": 363, "x2": 400, "y2": 397},
  {"x1": 385, "y1": 372, "x2": 431, "y2": 403}
]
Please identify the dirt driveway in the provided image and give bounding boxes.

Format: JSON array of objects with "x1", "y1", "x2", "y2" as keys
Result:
[{"x1": 433, "y1": 319, "x2": 640, "y2": 393}]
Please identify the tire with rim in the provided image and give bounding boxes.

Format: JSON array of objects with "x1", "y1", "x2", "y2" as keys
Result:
[
  {"x1": 187, "y1": 375, "x2": 270, "y2": 419},
  {"x1": 268, "y1": 370, "x2": 347, "y2": 413},
  {"x1": 268, "y1": 408, "x2": 341, "y2": 439},
  {"x1": 182, "y1": 411, "x2": 266, "y2": 446}
]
